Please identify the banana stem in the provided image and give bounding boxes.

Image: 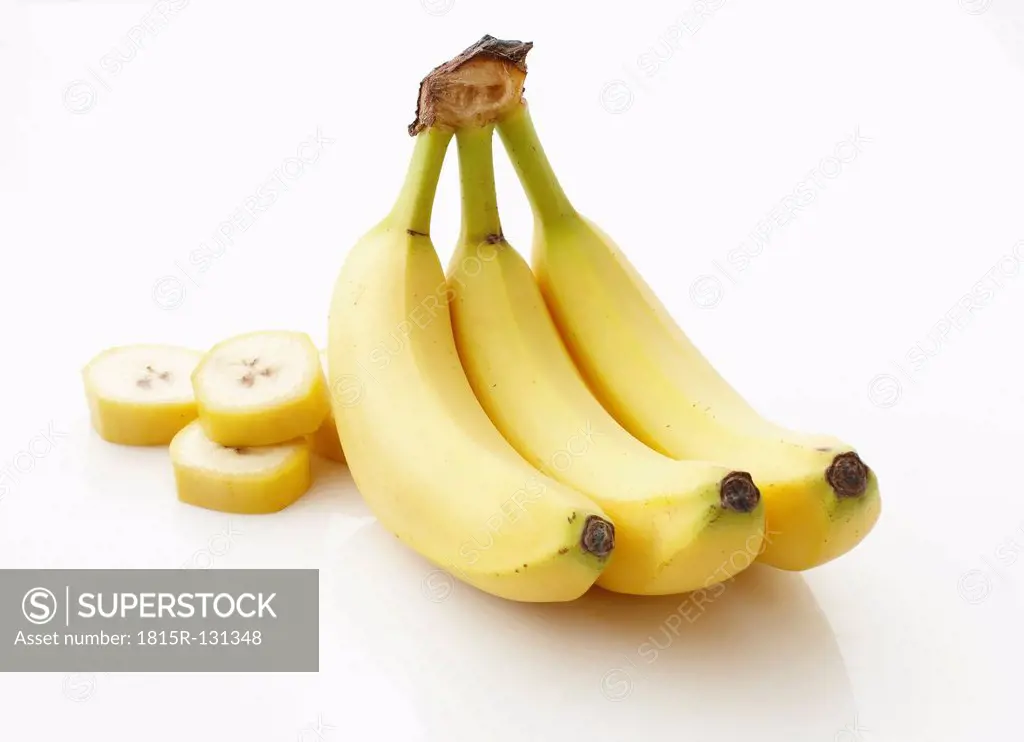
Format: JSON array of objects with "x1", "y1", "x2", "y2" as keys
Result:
[
  {"x1": 497, "y1": 104, "x2": 577, "y2": 225},
  {"x1": 388, "y1": 127, "x2": 454, "y2": 235},
  {"x1": 456, "y1": 125, "x2": 504, "y2": 244}
]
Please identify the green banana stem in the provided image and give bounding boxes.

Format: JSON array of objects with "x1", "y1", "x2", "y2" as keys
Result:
[
  {"x1": 388, "y1": 127, "x2": 454, "y2": 235},
  {"x1": 456, "y1": 124, "x2": 504, "y2": 244},
  {"x1": 497, "y1": 105, "x2": 577, "y2": 225}
]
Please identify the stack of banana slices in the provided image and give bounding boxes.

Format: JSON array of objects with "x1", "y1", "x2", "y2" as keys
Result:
[
  {"x1": 83, "y1": 333, "x2": 344, "y2": 514},
  {"x1": 84, "y1": 36, "x2": 880, "y2": 603}
]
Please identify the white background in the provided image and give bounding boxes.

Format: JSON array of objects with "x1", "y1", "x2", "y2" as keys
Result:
[{"x1": 2, "y1": 0, "x2": 1024, "y2": 739}]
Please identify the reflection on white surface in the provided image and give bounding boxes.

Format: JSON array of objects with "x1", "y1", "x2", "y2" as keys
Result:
[{"x1": 324, "y1": 520, "x2": 858, "y2": 742}]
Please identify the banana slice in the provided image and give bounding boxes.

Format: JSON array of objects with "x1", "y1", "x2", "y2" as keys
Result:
[
  {"x1": 170, "y1": 421, "x2": 312, "y2": 514},
  {"x1": 311, "y1": 351, "x2": 345, "y2": 463},
  {"x1": 192, "y1": 331, "x2": 330, "y2": 447},
  {"x1": 83, "y1": 344, "x2": 202, "y2": 446}
]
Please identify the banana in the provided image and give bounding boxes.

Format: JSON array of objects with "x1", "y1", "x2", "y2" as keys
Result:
[
  {"x1": 311, "y1": 352, "x2": 346, "y2": 463},
  {"x1": 83, "y1": 344, "x2": 202, "y2": 445},
  {"x1": 192, "y1": 330, "x2": 330, "y2": 448},
  {"x1": 496, "y1": 103, "x2": 881, "y2": 571},
  {"x1": 170, "y1": 421, "x2": 312, "y2": 514},
  {"x1": 328, "y1": 39, "x2": 616, "y2": 602},
  {"x1": 447, "y1": 123, "x2": 766, "y2": 595}
]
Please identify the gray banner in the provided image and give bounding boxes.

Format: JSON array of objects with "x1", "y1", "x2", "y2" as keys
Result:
[{"x1": 0, "y1": 570, "x2": 318, "y2": 671}]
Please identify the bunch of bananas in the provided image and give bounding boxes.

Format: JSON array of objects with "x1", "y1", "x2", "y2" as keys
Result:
[
  {"x1": 326, "y1": 36, "x2": 881, "y2": 601},
  {"x1": 82, "y1": 36, "x2": 879, "y2": 602}
]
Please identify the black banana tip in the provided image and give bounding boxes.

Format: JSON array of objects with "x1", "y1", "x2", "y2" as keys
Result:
[
  {"x1": 581, "y1": 515, "x2": 615, "y2": 558},
  {"x1": 720, "y1": 471, "x2": 761, "y2": 513},
  {"x1": 826, "y1": 452, "x2": 870, "y2": 499}
]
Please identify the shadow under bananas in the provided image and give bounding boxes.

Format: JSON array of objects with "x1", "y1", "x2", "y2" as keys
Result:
[{"x1": 322, "y1": 521, "x2": 859, "y2": 742}]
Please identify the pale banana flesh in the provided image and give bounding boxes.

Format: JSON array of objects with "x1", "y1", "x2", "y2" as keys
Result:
[
  {"x1": 192, "y1": 330, "x2": 330, "y2": 448},
  {"x1": 497, "y1": 104, "x2": 881, "y2": 571},
  {"x1": 327, "y1": 128, "x2": 615, "y2": 603},
  {"x1": 170, "y1": 421, "x2": 312, "y2": 514},
  {"x1": 447, "y1": 125, "x2": 766, "y2": 595},
  {"x1": 83, "y1": 344, "x2": 202, "y2": 446}
]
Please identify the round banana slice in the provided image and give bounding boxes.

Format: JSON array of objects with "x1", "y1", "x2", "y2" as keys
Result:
[
  {"x1": 170, "y1": 421, "x2": 312, "y2": 514},
  {"x1": 192, "y1": 331, "x2": 330, "y2": 447},
  {"x1": 83, "y1": 344, "x2": 202, "y2": 446},
  {"x1": 311, "y1": 351, "x2": 345, "y2": 463}
]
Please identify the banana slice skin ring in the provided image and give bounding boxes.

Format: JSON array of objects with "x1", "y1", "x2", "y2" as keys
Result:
[
  {"x1": 191, "y1": 331, "x2": 330, "y2": 448},
  {"x1": 83, "y1": 345, "x2": 202, "y2": 446},
  {"x1": 170, "y1": 421, "x2": 312, "y2": 514}
]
